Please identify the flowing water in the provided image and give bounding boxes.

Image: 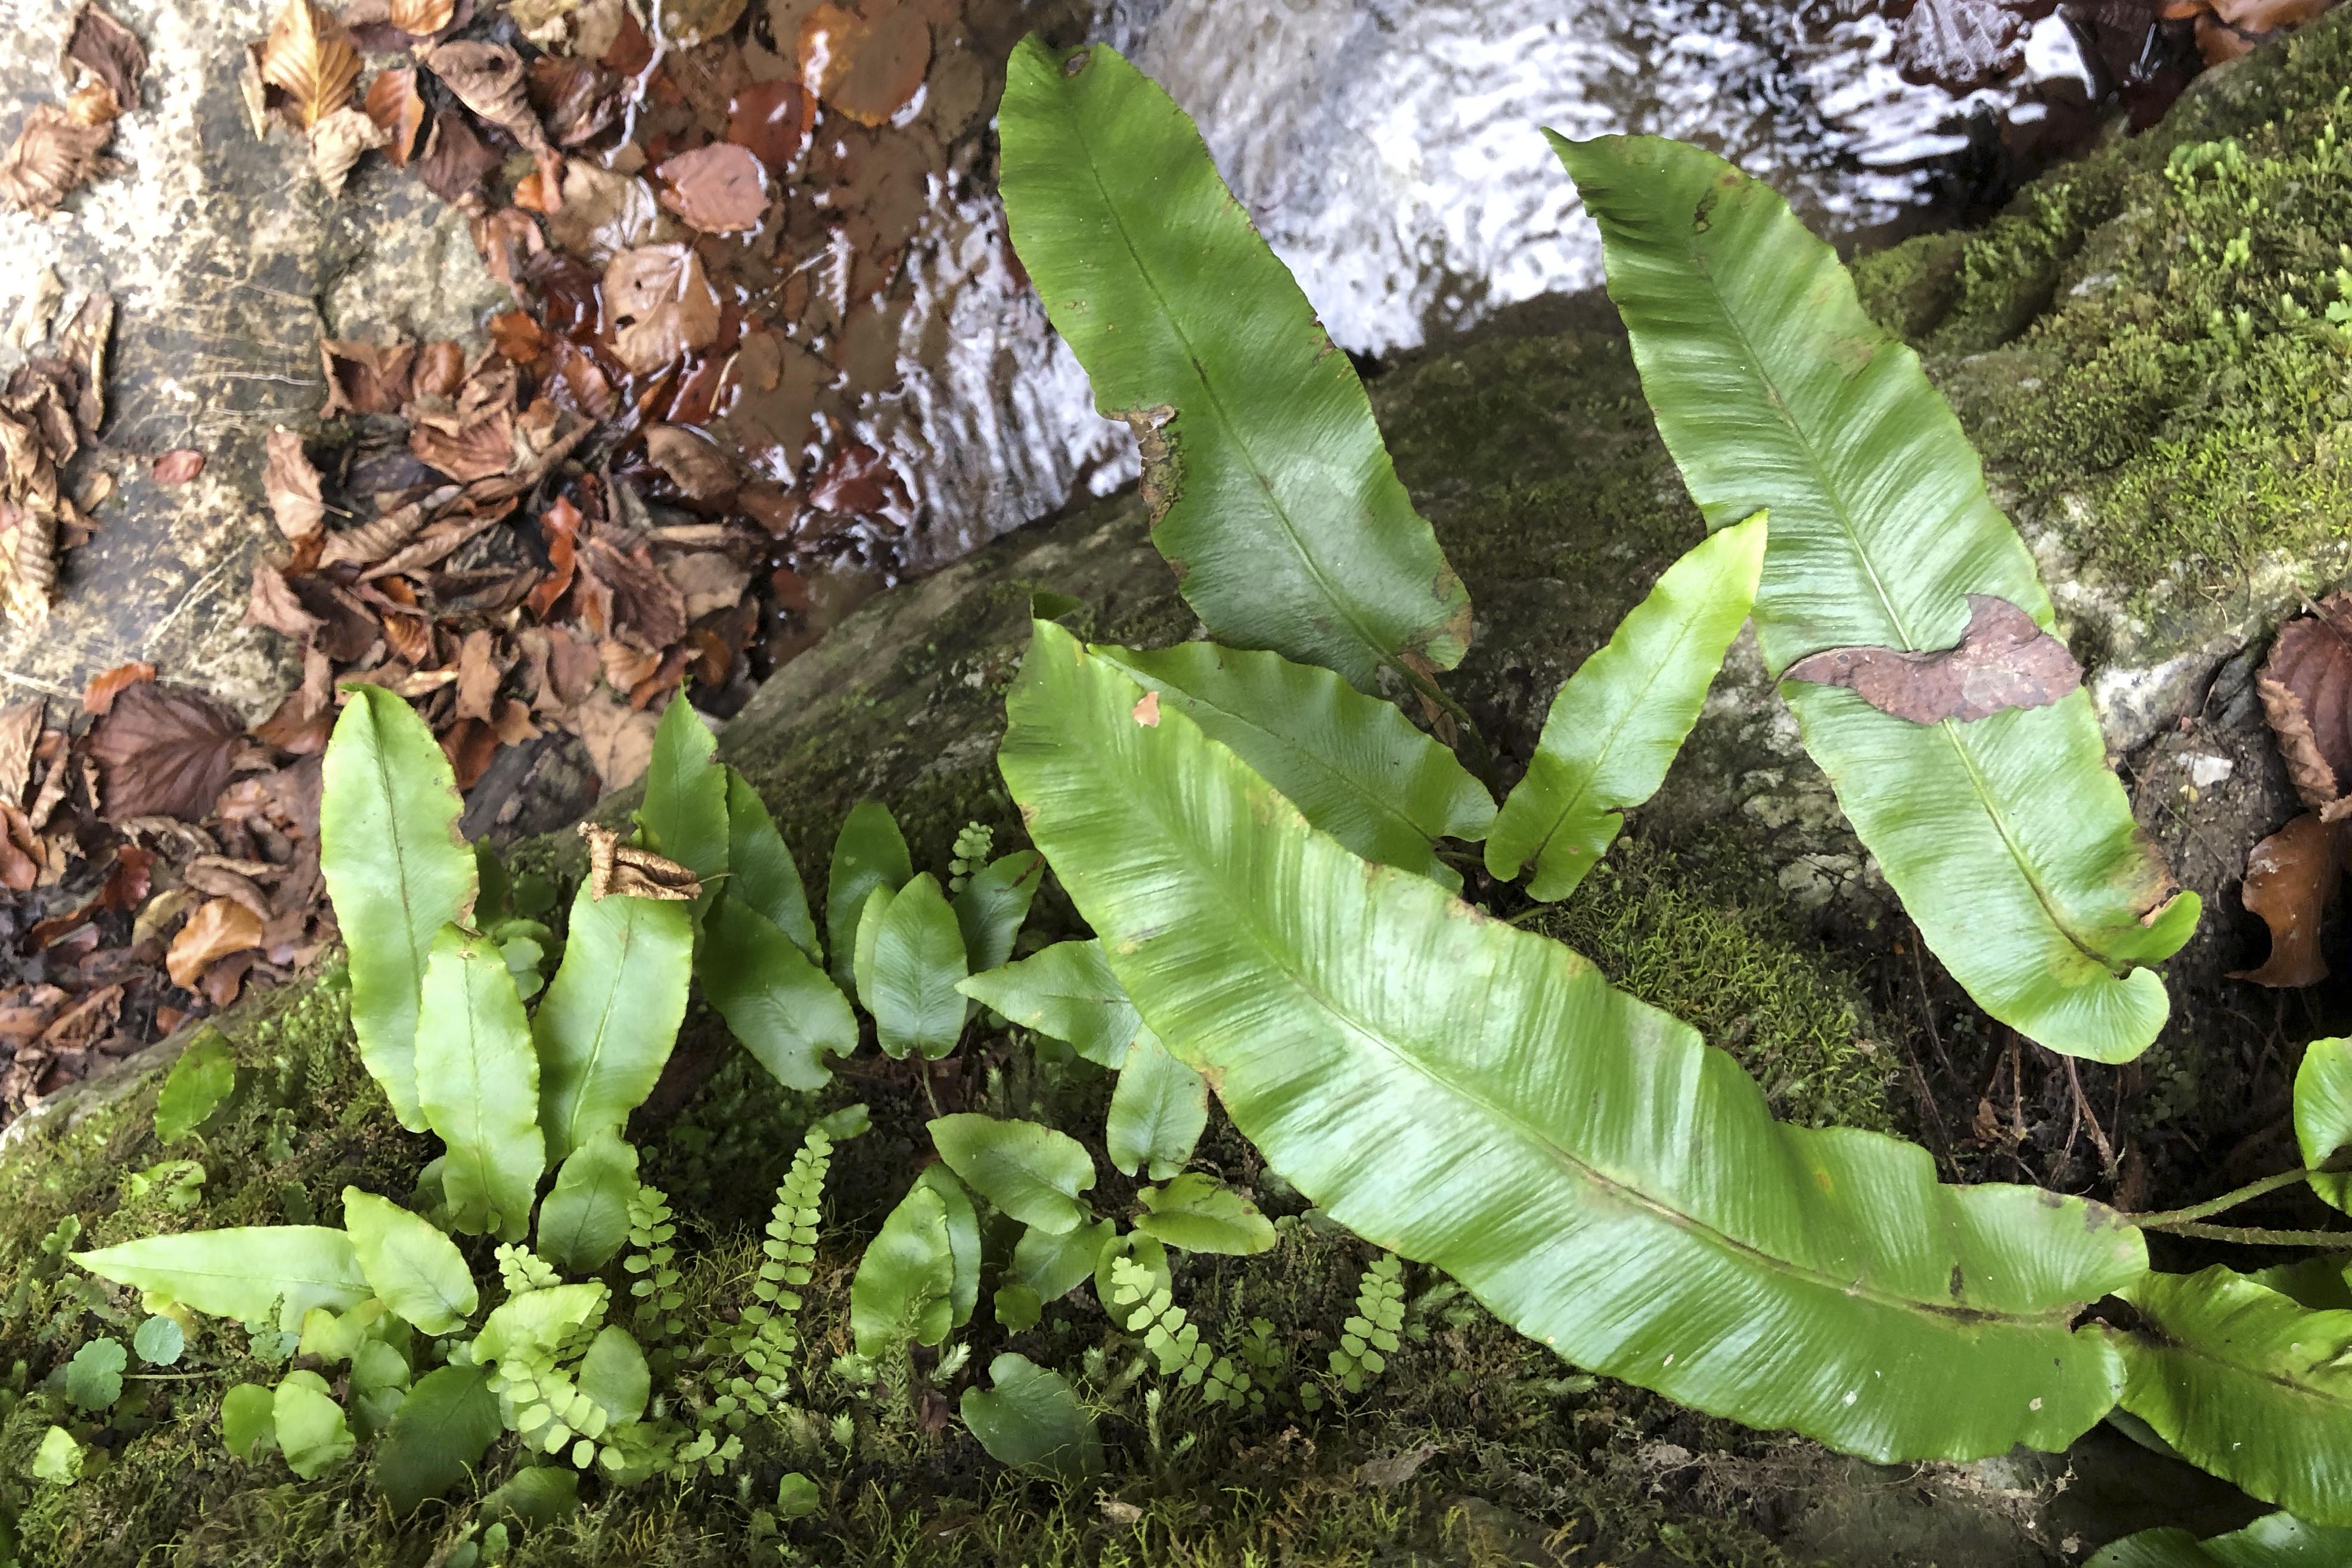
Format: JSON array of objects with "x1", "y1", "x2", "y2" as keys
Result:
[{"x1": 857, "y1": 0, "x2": 2098, "y2": 585}]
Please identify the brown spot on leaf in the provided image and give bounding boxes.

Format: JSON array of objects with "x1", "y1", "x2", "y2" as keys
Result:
[
  {"x1": 1131, "y1": 690, "x2": 1160, "y2": 727},
  {"x1": 1780, "y1": 595, "x2": 2080, "y2": 724},
  {"x1": 2232, "y1": 812, "x2": 2341, "y2": 988}
]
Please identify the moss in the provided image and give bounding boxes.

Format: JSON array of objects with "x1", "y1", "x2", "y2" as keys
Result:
[
  {"x1": 1535, "y1": 833, "x2": 1897, "y2": 1133},
  {"x1": 1850, "y1": 13, "x2": 2352, "y2": 606}
]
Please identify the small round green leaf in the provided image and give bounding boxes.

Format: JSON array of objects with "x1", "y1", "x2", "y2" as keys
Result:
[
  {"x1": 1133, "y1": 1173, "x2": 1276, "y2": 1256},
  {"x1": 31, "y1": 1426, "x2": 82, "y2": 1485},
  {"x1": 221, "y1": 1383, "x2": 277, "y2": 1460},
  {"x1": 131, "y1": 1315, "x2": 184, "y2": 1367},
  {"x1": 929, "y1": 1113, "x2": 1094, "y2": 1234},
  {"x1": 274, "y1": 1370, "x2": 354, "y2": 1479},
  {"x1": 65, "y1": 1337, "x2": 126, "y2": 1411},
  {"x1": 960, "y1": 1352, "x2": 1102, "y2": 1481}
]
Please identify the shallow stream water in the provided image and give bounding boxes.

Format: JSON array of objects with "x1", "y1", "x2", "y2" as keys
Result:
[{"x1": 862, "y1": 0, "x2": 2100, "y2": 583}]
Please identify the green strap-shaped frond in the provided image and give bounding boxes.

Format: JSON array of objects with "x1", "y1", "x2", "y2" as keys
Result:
[
  {"x1": 1552, "y1": 133, "x2": 2196, "y2": 1061},
  {"x1": 1487, "y1": 513, "x2": 1765, "y2": 899},
  {"x1": 999, "y1": 620, "x2": 2145, "y2": 1463},
  {"x1": 999, "y1": 39, "x2": 1471, "y2": 693},
  {"x1": 1101, "y1": 641, "x2": 1494, "y2": 890},
  {"x1": 2113, "y1": 1267, "x2": 2352, "y2": 1527}
]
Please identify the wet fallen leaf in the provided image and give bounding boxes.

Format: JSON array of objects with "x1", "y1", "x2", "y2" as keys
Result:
[
  {"x1": 664, "y1": 551, "x2": 752, "y2": 621},
  {"x1": 414, "y1": 110, "x2": 504, "y2": 207},
  {"x1": 319, "y1": 337, "x2": 414, "y2": 417},
  {"x1": 0, "y1": 986, "x2": 66, "y2": 1050},
  {"x1": 309, "y1": 103, "x2": 390, "y2": 196},
  {"x1": 0, "y1": 500, "x2": 56, "y2": 629},
  {"x1": 727, "y1": 77, "x2": 814, "y2": 171},
  {"x1": 261, "y1": 0, "x2": 363, "y2": 131},
  {"x1": 548, "y1": 164, "x2": 668, "y2": 265},
  {"x1": 1780, "y1": 595, "x2": 2080, "y2": 723},
  {"x1": 390, "y1": 0, "x2": 457, "y2": 33},
  {"x1": 1894, "y1": 0, "x2": 2030, "y2": 92},
  {"x1": 2257, "y1": 593, "x2": 2352, "y2": 815},
  {"x1": 528, "y1": 54, "x2": 625, "y2": 147},
  {"x1": 151, "y1": 449, "x2": 206, "y2": 486},
  {"x1": 39, "y1": 984, "x2": 121, "y2": 1051},
  {"x1": 423, "y1": 42, "x2": 551, "y2": 155},
  {"x1": 86, "y1": 681, "x2": 246, "y2": 822},
  {"x1": 454, "y1": 628, "x2": 503, "y2": 722},
  {"x1": 572, "y1": 688, "x2": 657, "y2": 788},
  {"x1": 0, "y1": 701, "x2": 40, "y2": 805},
  {"x1": 166, "y1": 898, "x2": 265, "y2": 989},
  {"x1": 2232, "y1": 813, "x2": 2341, "y2": 987},
  {"x1": 581, "y1": 535, "x2": 689, "y2": 648},
  {"x1": 0, "y1": 105, "x2": 119, "y2": 217},
  {"x1": 362, "y1": 68, "x2": 427, "y2": 167},
  {"x1": 246, "y1": 561, "x2": 324, "y2": 643},
  {"x1": 67, "y1": 2, "x2": 150, "y2": 113},
  {"x1": 603, "y1": 244, "x2": 722, "y2": 374},
  {"x1": 82, "y1": 661, "x2": 153, "y2": 716},
  {"x1": 799, "y1": 0, "x2": 932, "y2": 128},
  {"x1": 808, "y1": 441, "x2": 905, "y2": 516},
  {"x1": 644, "y1": 424, "x2": 739, "y2": 501},
  {"x1": 658, "y1": 0, "x2": 750, "y2": 48},
  {"x1": 262, "y1": 427, "x2": 325, "y2": 541},
  {"x1": 656, "y1": 142, "x2": 768, "y2": 234},
  {"x1": 578, "y1": 821, "x2": 700, "y2": 900},
  {"x1": 410, "y1": 412, "x2": 516, "y2": 483}
]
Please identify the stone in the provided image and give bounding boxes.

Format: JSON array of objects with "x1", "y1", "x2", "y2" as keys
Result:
[{"x1": 0, "y1": 0, "x2": 508, "y2": 719}]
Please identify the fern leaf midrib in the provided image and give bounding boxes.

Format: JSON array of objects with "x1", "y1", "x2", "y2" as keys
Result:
[
  {"x1": 1683, "y1": 240, "x2": 2119, "y2": 974},
  {"x1": 1075, "y1": 120, "x2": 1400, "y2": 684},
  {"x1": 1190, "y1": 778, "x2": 2079, "y2": 1334}
]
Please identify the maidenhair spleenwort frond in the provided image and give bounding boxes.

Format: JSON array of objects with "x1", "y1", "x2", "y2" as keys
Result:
[
  {"x1": 497, "y1": 1243, "x2": 561, "y2": 1295},
  {"x1": 1329, "y1": 1253, "x2": 1405, "y2": 1395},
  {"x1": 625, "y1": 1185, "x2": 685, "y2": 1340},
  {"x1": 1108, "y1": 1257, "x2": 1249, "y2": 1408},
  {"x1": 709, "y1": 1128, "x2": 832, "y2": 1431},
  {"x1": 948, "y1": 821, "x2": 994, "y2": 894}
]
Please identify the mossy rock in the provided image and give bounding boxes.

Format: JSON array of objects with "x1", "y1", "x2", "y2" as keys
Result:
[{"x1": 11, "y1": 14, "x2": 2352, "y2": 1562}]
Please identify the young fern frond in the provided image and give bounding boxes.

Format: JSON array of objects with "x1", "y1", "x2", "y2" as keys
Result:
[
  {"x1": 1329, "y1": 1254, "x2": 1406, "y2": 1395},
  {"x1": 710, "y1": 1128, "x2": 831, "y2": 1428}
]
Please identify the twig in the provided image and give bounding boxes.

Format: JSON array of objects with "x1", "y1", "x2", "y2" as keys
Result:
[
  {"x1": 0, "y1": 669, "x2": 77, "y2": 699},
  {"x1": 2064, "y1": 1055, "x2": 2118, "y2": 1176}
]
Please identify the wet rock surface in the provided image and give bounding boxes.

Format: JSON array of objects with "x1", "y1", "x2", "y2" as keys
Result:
[
  {"x1": 0, "y1": 0, "x2": 514, "y2": 717},
  {"x1": 3, "y1": 5, "x2": 2351, "y2": 1564}
]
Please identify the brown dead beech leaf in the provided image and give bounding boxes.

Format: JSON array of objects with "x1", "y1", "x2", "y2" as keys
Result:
[
  {"x1": 1780, "y1": 595, "x2": 2081, "y2": 724},
  {"x1": 362, "y1": 68, "x2": 426, "y2": 167},
  {"x1": 86, "y1": 681, "x2": 245, "y2": 822},
  {"x1": 578, "y1": 822, "x2": 700, "y2": 901},
  {"x1": 67, "y1": 3, "x2": 150, "y2": 112},
  {"x1": 0, "y1": 502, "x2": 55, "y2": 628},
  {"x1": 309, "y1": 103, "x2": 390, "y2": 197},
  {"x1": 390, "y1": 0, "x2": 458, "y2": 34},
  {"x1": 603, "y1": 244, "x2": 721, "y2": 375},
  {"x1": 82, "y1": 660, "x2": 153, "y2": 716},
  {"x1": 644, "y1": 424, "x2": 737, "y2": 501},
  {"x1": 655, "y1": 142, "x2": 768, "y2": 234},
  {"x1": 166, "y1": 898, "x2": 264, "y2": 989},
  {"x1": 2257, "y1": 593, "x2": 2352, "y2": 815},
  {"x1": 0, "y1": 701, "x2": 41, "y2": 806},
  {"x1": 151, "y1": 449, "x2": 205, "y2": 486},
  {"x1": 423, "y1": 42, "x2": 551, "y2": 155},
  {"x1": 262, "y1": 427, "x2": 324, "y2": 540},
  {"x1": 2232, "y1": 812, "x2": 2341, "y2": 988},
  {"x1": 0, "y1": 105, "x2": 118, "y2": 218},
  {"x1": 261, "y1": 0, "x2": 363, "y2": 131},
  {"x1": 799, "y1": 0, "x2": 930, "y2": 128}
]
